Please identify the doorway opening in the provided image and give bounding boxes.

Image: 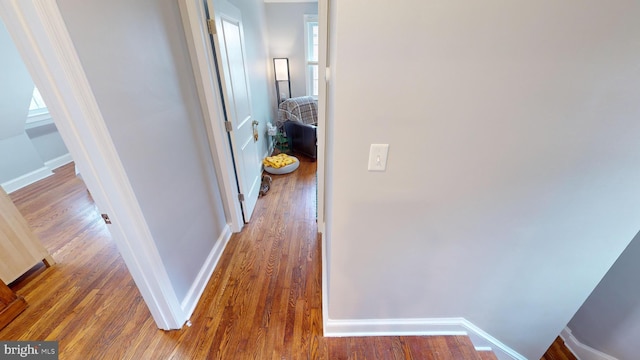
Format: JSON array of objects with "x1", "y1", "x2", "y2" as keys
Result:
[
  {"x1": 0, "y1": 18, "x2": 144, "y2": 336},
  {"x1": 1, "y1": 1, "x2": 188, "y2": 330},
  {"x1": 0, "y1": 16, "x2": 73, "y2": 285},
  {"x1": 187, "y1": 0, "x2": 325, "y2": 232}
]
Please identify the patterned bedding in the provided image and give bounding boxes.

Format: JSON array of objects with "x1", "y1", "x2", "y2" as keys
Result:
[{"x1": 276, "y1": 96, "x2": 318, "y2": 129}]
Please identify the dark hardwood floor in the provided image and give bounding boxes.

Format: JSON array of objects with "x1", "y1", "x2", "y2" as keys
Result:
[
  {"x1": 541, "y1": 337, "x2": 578, "y2": 360},
  {"x1": 1, "y1": 160, "x2": 506, "y2": 359}
]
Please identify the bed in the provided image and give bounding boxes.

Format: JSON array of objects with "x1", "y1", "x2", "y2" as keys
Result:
[{"x1": 277, "y1": 96, "x2": 318, "y2": 159}]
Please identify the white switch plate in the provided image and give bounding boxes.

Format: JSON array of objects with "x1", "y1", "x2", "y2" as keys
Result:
[{"x1": 368, "y1": 144, "x2": 389, "y2": 171}]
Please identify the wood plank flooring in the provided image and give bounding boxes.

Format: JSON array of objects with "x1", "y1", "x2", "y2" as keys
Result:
[
  {"x1": 0, "y1": 160, "x2": 498, "y2": 359},
  {"x1": 540, "y1": 337, "x2": 578, "y2": 360}
]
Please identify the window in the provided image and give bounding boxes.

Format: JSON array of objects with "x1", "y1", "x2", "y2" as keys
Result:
[
  {"x1": 29, "y1": 87, "x2": 48, "y2": 116},
  {"x1": 25, "y1": 87, "x2": 52, "y2": 127},
  {"x1": 304, "y1": 15, "x2": 319, "y2": 97}
]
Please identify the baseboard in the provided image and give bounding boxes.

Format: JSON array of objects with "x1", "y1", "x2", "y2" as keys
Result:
[
  {"x1": 321, "y1": 232, "x2": 329, "y2": 336},
  {"x1": 324, "y1": 317, "x2": 468, "y2": 337},
  {"x1": 45, "y1": 153, "x2": 73, "y2": 171},
  {"x1": 1, "y1": 154, "x2": 73, "y2": 194},
  {"x1": 561, "y1": 327, "x2": 618, "y2": 360},
  {"x1": 1, "y1": 166, "x2": 53, "y2": 193},
  {"x1": 324, "y1": 317, "x2": 525, "y2": 360},
  {"x1": 180, "y1": 224, "x2": 232, "y2": 319},
  {"x1": 461, "y1": 319, "x2": 526, "y2": 360}
]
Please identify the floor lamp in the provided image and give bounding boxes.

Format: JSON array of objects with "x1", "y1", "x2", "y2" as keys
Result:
[{"x1": 274, "y1": 58, "x2": 291, "y2": 104}]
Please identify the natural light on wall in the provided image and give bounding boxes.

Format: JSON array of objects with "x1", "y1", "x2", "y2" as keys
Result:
[{"x1": 304, "y1": 15, "x2": 318, "y2": 97}]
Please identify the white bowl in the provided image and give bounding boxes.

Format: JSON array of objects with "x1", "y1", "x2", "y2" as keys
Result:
[{"x1": 264, "y1": 157, "x2": 299, "y2": 174}]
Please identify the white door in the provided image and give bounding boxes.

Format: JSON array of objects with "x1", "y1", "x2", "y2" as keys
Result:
[{"x1": 208, "y1": 0, "x2": 261, "y2": 222}]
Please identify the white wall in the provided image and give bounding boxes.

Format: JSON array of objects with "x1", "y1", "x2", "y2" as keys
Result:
[
  {"x1": 568, "y1": 230, "x2": 640, "y2": 359},
  {"x1": 1, "y1": 18, "x2": 71, "y2": 190},
  {"x1": 0, "y1": 134, "x2": 44, "y2": 183},
  {"x1": 226, "y1": 0, "x2": 275, "y2": 156},
  {"x1": 0, "y1": 19, "x2": 31, "y2": 137},
  {"x1": 26, "y1": 122, "x2": 69, "y2": 163},
  {"x1": 325, "y1": 1, "x2": 640, "y2": 359},
  {"x1": 58, "y1": 0, "x2": 227, "y2": 302},
  {"x1": 265, "y1": 2, "x2": 317, "y2": 99},
  {"x1": 0, "y1": 18, "x2": 44, "y2": 184}
]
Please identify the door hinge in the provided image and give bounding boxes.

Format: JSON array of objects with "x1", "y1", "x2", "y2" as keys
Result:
[
  {"x1": 225, "y1": 122, "x2": 233, "y2": 132},
  {"x1": 101, "y1": 213, "x2": 112, "y2": 224},
  {"x1": 238, "y1": 193, "x2": 245, "y2": 202},
  {"x1": 207, "y1": 18, "x2": 216, "y2": 35}
]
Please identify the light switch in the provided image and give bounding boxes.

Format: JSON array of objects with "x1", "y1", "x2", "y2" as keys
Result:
[{"x1": 368, "y1": 144, "x2": 389, "y2": 171}]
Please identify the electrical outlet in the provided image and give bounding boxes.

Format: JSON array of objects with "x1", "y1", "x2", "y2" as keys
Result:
[{"x1": 368, "y1": 144, "x2": 389, "y2": 171}]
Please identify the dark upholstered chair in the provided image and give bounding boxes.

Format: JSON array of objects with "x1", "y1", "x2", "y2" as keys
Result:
[{"x1": 283, "y1": 121, "x2": 317, "y2": 160}]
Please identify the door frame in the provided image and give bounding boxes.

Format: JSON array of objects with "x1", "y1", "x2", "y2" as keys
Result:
[
  {"x1": 210, "y1": 0, "x2": 262, "y2": 224},
  {"x1": 179, "y1": 0, "x2": 245, "y2": 232},
  {"x1": 317, "y1": 0, "x2": 329, "y2": 336},
  {"x1": 178, "y1": 0, "x2": 328, "y2": 233},
  {"x1": 180, "y1": 0, "x2": 330, "y2": 332},
  {"x1": 0, "y1": 0, "x2": 185, "y2": 329}
]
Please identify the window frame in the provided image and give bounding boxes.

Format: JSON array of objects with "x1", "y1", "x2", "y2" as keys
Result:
[
  {"x1": 26, "y1": 86, "x2": 52, "y2": 126},
  {"x1": 304, "y1": 15, "x2": 319, "y2": 98},
  {"x1": 29, "y1": 86, "x2": 48, "y2": 114}
]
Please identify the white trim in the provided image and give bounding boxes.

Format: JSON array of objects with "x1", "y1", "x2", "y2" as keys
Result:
[
  {"x1": 178, "y1": 0, "x2": 243, "y2": 233},
  {"x1": 461, "y1": 319, "x2": 526, "y2": 360},
  {"x1": 316, "y1": 0, "x2": 326, "y2": 234},
  {"x1": 0, "y1": 0, "x2": 184, "y2": 330},
  {"x1": 28, "y1": 108, "x2": 49, "y2": 118},
  {"x1": 181, "y1": 225, "x2": 232, "y2": 317},
  {"x1": 44, "y1": 153, "x2": 73, "y2": 171},
  {"x1": 25, "y1": 112, "x2": 54, "y2": 128},
  {"x1": 304, "y1": 14, "x2": 319, "y2": 97},
  {"x1": 476, "y1": 347, "x2": 495, "y2": 352},
  {"x1": 561, "y1": 327, "x2": 618, "y2": 360},
  {"x1": 1, "y1": 166, "x2": 52, "y2": 194},
  {"x1": 324, "y1": 317, "x2": 526, "y2": 360},
  {"x1": 320, "y1": 231, "x2": 329, "y2": 334},
  {"x1": 317, "y1": 0, "x2": 328, "y2": 341},
  {"x1": 324, "y1": 317, "x2": 468, "y2": 337}
]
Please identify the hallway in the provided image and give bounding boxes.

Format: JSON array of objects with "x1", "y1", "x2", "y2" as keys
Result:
[{"x1": 2, "y1": 159, "x2": 495, "y2": 359}]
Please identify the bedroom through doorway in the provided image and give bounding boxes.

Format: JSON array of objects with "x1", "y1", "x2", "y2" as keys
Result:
[{"x1": 263, "y1": 0, "x2": 320, "y2": 224}]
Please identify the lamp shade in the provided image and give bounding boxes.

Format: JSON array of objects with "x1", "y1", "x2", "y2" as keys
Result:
[{"x1": 274, "y1": 58, "x2": 289, "y2": 81}]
